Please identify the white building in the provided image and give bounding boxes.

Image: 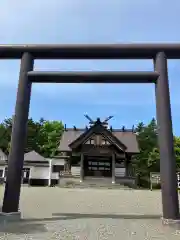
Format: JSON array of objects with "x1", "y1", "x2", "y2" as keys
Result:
[{"x1": 0, "y1": 150, "x2": 65, "y2": 186}]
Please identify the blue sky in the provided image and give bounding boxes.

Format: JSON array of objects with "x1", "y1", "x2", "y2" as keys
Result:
[{"x1": 0, "y1": 0, "x2": 180, "y2": 134}]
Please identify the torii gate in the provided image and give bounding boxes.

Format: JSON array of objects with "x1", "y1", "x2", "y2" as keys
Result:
[{"x1": 0, "y1": 43, "x2": 179, "y2": 221}]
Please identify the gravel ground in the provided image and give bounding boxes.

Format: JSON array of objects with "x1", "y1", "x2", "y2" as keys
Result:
[{"x1": 0, "y1": 186, "x2": 180, "y2": 239}]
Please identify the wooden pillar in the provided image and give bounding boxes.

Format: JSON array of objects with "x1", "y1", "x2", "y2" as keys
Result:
[
  {"x1": 2, "y1": 52, "x2": 34, "y2": 213},
  {"x1": 21, "y1": 169, "x2": 24, "y2": 184},
  {"x1": 112, "y1": 153, "x2": 115, "y2": 184},
  {"x1": 80, "y1": 153, "x2": 84, "y2": 182},
  {"x1": 28, "y1": 169, "x2": 31, "y2": 186},
  {"x1": 124, "y1": 155, "x2": 128, "y2": 177},
  {"x1": 125, "y1": 154, "x2": 130, "y2": 177},
  {"x1": 154, "y1": 52, "x2": 179, "y2": 220},
  {"x1": 2, "y1": 168, "x2": 5, "y2": 179},
  {"x1": 48, "y1": 159, "x2": 52, "y2": 187}
]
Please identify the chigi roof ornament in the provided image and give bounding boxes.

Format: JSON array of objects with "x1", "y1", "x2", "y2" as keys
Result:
[{"x1": 84, "y1": 114, "x2": 113, "y2": 127}]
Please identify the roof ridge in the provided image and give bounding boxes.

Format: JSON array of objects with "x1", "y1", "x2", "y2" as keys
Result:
[
  {"x1": 64, "y1": 128, "x2": 86, "y2": 131},
  {"x1": 112, "y1": 129, "x2": 134, "y2": 132},
  {"x1": 64, "y1": 128, "x2": 134, "y2": 132}
]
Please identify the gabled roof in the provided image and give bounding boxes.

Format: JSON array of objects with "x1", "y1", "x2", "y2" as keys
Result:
[
  {"x1": 58, "y1": 126, "x2": 139, "y2": 153},
  {"x1": 69, "y1": 123, "x2": 127, "y2": 151},
  {"x1": 24, "y1": 150, "x2": 46, "y2": 162},
  {"x1": 0, "y1": 149, "x2": 7, "y2": 161}
]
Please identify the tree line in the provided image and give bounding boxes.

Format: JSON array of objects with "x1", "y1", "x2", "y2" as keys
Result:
[
  {"x1": 0, "y1": 117, "x2": 64, "y2": 157},
  {"x1": 0, "y1": 117, "x2": 180, "y2": 185},
  {"x1": 133, "y1": 118, "x2": 180, "y2": 187}
]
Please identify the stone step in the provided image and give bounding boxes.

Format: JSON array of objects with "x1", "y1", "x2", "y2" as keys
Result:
[
  {"x1": 59, "y1": 176, "x2": 134, "y2": 189},
  {"x1": 59, "y1": 181, "x2": 132, "y2": 189}
]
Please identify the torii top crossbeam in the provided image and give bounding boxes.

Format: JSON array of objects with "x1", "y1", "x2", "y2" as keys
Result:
[{"x1": 1, "y1": 43, "x2": 180, "y2": 59}]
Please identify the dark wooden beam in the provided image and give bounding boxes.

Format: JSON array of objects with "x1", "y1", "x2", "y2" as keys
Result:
[
  {"x1": 28, "y1": 71, "x2": 159, "y2": 83},
  {"x1": 1, "y1": 43, "x2": 180, "y2": 59},
  {"x1": 2, "y1": 53, "x2": 34, "y2": 213},
  {"x1": 154, "y1": 52, "x2": 179, "y2": 220}
]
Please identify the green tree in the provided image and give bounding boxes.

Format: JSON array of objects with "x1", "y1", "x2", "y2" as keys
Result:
[
  {"x1": 1, "y1": 118, "x2": 13, "y2": 154},
  {"x1": 132, "y1": 118, "x2": 159, "y2": 188},
  {"x1": 134, "y1": 118, "x2": 158, "y2": 176},
  {"x1": 148, "y1": 136, "x2": 180, "y2": 171},
  {"x1": 0, "y1": 123, "x2": 10, "y2": 154},
  {"x1": 37, "y1": 120, "x2": 64, "y2": 157},
  {"x1": 0, "y1": 117, "x2": 64, "y2": 158},
  {"x1": 5, "y1": 117, "x2": 41, "y2": 154},
  {"x1": 174, "y1": 137, "x2": 180, "y2": 169},
  {"x1": 136, "y1": 121, "x2": 144, "y2": 133},
  {"x1": 147, "y1": 147, "x2": 160, "y2": 172},
  {"x1": 25, "y1": 118, "x2": 41, "y2": 153}
]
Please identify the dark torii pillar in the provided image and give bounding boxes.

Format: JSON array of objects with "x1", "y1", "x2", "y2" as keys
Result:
[
  {"x1": 2, "y1": 52, "x2": 34, "y2": 213},
  {"x1": 154, "y1": 52, "x2": 179, "y2": 220}
]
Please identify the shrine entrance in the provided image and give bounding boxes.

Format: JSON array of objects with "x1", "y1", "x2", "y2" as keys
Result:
[{"x1": 84, "y1": 156, "x2": 112, "y2": 177}]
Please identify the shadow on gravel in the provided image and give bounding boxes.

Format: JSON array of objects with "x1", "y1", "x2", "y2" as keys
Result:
[
  {"x1": 0, "y1": 222, "x2": 47, "y2": 235},
  {"x1": 1, "y1": 213, "x2": 180, "y2": 235},
  {"x1": 52, "y1": 213, "x2": 162, "y2": 220},
  {"x1": 21, "y1": 213, "x2": 162, "y2": 223}
]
